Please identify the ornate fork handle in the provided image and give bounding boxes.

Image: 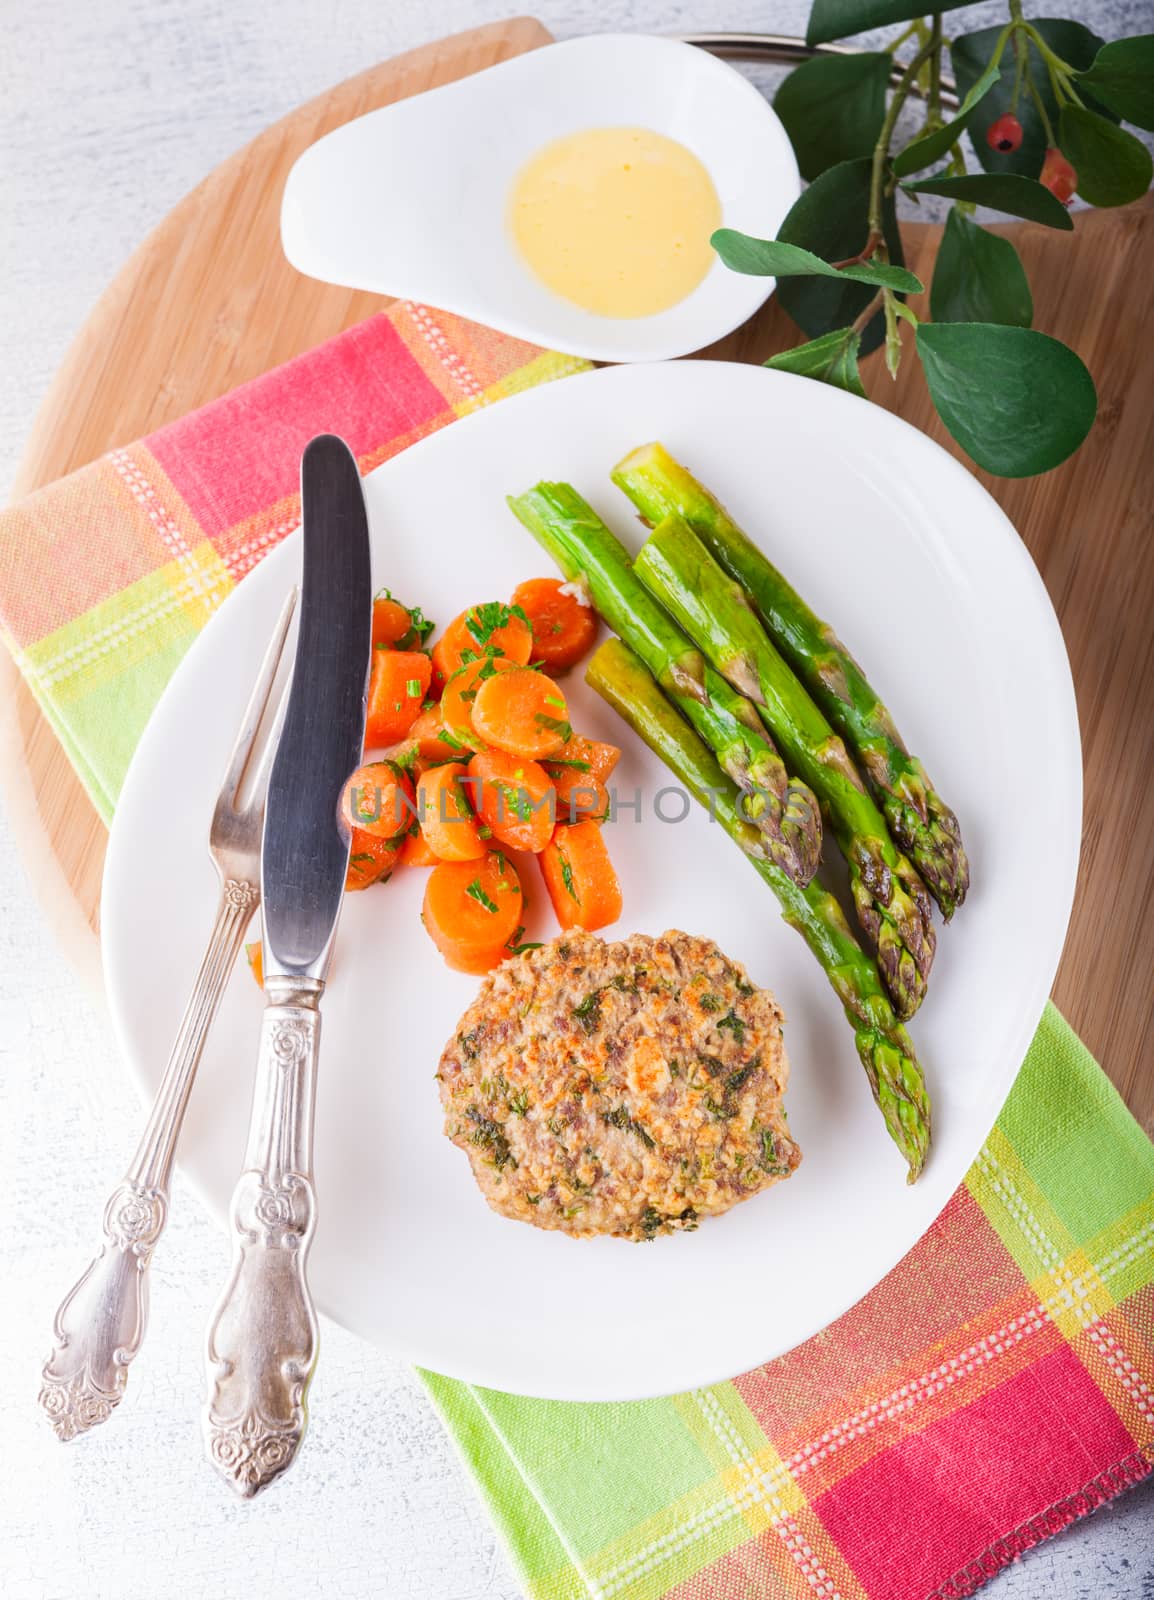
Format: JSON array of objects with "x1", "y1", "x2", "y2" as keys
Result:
[
  {"x1": 39, "y1": 878, "x2": 260, "y2": 1441},
  {"x1": 203, "y1": 973, "x2": 322, "y2": 1498}
]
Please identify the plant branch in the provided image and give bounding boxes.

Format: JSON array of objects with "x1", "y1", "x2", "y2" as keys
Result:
[
  {"x1": 850, "y1": 290, "x2": 885, "y2": 335},
  {"x1": 1026, "y1": 69, "x2": 1058, "y2": 144},
  {"x1": 868, "y1": 33, "x2": 942, "y2": 251},
  {"x1": 927, "y1": 14, "x2": 943, "y2": 126}
]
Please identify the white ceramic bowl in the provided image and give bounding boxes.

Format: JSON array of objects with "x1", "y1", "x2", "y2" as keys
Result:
[{"x1": 280, "y1": 34, "x2": 800, "y2": 362}]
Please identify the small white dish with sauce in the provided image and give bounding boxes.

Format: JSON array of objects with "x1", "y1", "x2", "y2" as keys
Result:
[{"x1": 280, "y1": 34, "x2": 800, "y2": 362}]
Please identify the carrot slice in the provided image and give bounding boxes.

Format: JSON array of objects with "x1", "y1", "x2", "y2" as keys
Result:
[
  {"x1": 245, "y1": 940, "x2": 264, "y2": 988},
  {"x1": 365, "y1": 649, "x2": 432, "y2": 747},
  {"x1": 549, "y1": 767, "x2": 609, "y2": 825},
  {"x1": 403, "y1": 704, "x2": 472, "y2": 764},
  {"x1": 397, "y1": 827, "x2": 439, "y2": 868},
  {"x1": 422, "y1": 851, "x2": 524, "y2": 973},
  {"x1": 467, "y1": 748, "x2": 555, "y2": 853},
  {"x1": 346, "y1": 826, "x2": 402, "y2": 890},
  {"x1": 416, "y1": 760, "x2": 487, "y2": 862},
  {"x1": 471, "y1": 669, "x2": 570, "y2": 759},
  {"x1": 341, "y1": 760, "x2": 417, "y2": 841},
  {"x1": 429, "y1": 603, "x2": 533, "y2": 691},
  {"x1": 440, "y1": 654, "x2": 518, "y2": 745},
  {"x1": 511, "y1": 578, "x2": 598, "y2": 673},
  {"x1": 371, "y1": 594, "x2": 434, "y2": 650},
  {"x1": 549, "y1": 733, "x2": 621, "y2": 785},
  {"x1": 372, "y1": 597, "x2": 414, "y2": 649},
  {"x1": 538, "y1": 820, "x2": 622, "y2": 932}
]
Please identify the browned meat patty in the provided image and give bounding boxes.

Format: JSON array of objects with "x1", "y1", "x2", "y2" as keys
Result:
[{"x1": 437, "y1": 929, "x2": 800, "y2": 1241}]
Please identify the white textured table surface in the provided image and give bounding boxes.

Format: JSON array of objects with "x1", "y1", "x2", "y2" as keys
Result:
[{"x1": 2, "y1": 4, "x2": 1152, "y2": 1598}]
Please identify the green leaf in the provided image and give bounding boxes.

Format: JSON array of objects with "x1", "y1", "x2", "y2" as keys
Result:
[
  {"x1": 952, "y1": 20, "x2": 1114, "y2": 177},
  {"x1": 916, "y1": 322, "x2": 1096, "y2": 476},
  {"x1": 1058, "y1": 105, "x2": 1153, "y2": 206},
  {"x1": 902, "y1": 171, "x2": 1074, "y2": 229},
  {"x1": 930, "y1": 208, "x2": 1033, "y2": 328},
  {"x1": 892, "y1": 63, "x2": 1001, "y2": 178},
  {"x1": 774, "y1": 157, "x2": 906, "y2": 355},
  {"x1": 764, "y1": 327, "x2": 867, "y2": 398},
  {"x1": 1076, "y1": 35, "x2": 1154, "y2": 130},
  {"x1": 712, "y1": 232, "x2": 922, "y2": 294},
  {"x1": 807, "y1": 0, "x2": 970, "y2": 47},
  {"x1": 773, "y1": 52, "x2": 891, "y2": 181}
]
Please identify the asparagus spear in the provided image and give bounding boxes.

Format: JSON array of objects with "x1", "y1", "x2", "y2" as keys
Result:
[
  {"x1": 587, "y1": 636, "x2": 931, "y2": 1182},
  {"x1": 613, "y1": 442, "x2": 969, "y2": 918},
  {"x1": 507, "y1": 481, "x2": 822, "y2": 886},
  {"x1": 635, "y1": 512, "x2": 935, "y2": 1021}
]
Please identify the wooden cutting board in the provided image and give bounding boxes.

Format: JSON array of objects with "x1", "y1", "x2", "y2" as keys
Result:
[{"x1": 2, "y1": 17, "x2": 1151, "y2": 1128}]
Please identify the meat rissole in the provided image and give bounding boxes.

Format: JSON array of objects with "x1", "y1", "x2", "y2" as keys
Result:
[{"x1": 438, "y1": 929, "x2": 800, "y2": 1240}]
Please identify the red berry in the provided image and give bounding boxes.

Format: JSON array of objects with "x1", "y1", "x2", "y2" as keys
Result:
[
  {"x1": 1040, "y1": 146, "x2": 1078, "y2": 206},
  {"x1": 986, "y1": 112, "x2": 1024, "y2": 153}
]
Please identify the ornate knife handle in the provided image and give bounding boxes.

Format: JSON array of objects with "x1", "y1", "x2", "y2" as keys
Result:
[
  {"x1": 39, "y1": 879, "x2": 259, "y2": 1441},
  {"x1": 203, "y1": 974, "x2": 322, "y2": 1498}
]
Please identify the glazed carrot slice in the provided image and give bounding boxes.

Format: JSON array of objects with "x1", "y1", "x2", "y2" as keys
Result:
[
  {"x1": 416, "y1": 760, "x2": 487, "y2": 862},
  {"x1": 422, "y1": 851, "x2": 524, "y2": 974},
  {"x1": 511, "y1": 578, "x2": 598, "y2": 673},
  {"x1": 365, "y1": 649, "x2": 432, "y2": 747},
  {"x1": 548, "y1": 733, "x2": 621, "y2": 785},
  {"x1": 397, "y1": 705, "x2": 469, "y2": 765},
  {"x1": 549, "y1": 767, "x2": 609, "y2": 825},
  {"x1": 538, "y1": 820, "x2": 622, "y2": 932},
  {"x1": 245, "y1": 941, "x2": 264, "y2": 988},
  {"x1": 397, "y1": 826, "x2": 439, "y2": 868},
  {"x1": 372, "y1": 597, "x2": 413, "y2": 649},
  {"x1": 341, "y1": 760, "x2": 417, "y2": 841},
  {"x1": 372, "y1": 594, "x2": 434, "y2": 650},
  {"x1": 429, "y1": 602, "x2": 533, "y2": 692},
  {"x1": 471, "y1": 669, "x2": 570, "y2": 759},
  {"x1": 467, "y1": 747, "x2": 555, "y2": 853},
  {"x1": 346, "y1": 826, "x2": 402, "y2": 890},
  {"x1": 440, "y1": 654, "x2": 518, "y2": 745}
]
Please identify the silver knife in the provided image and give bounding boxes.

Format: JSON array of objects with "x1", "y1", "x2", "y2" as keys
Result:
[{"x1": 202, "y1": 434, "x2": 372, "y2": 1498}]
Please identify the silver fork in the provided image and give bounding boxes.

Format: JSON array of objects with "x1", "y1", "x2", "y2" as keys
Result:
[{"x1": 38, "y1": 590, "x2": 297, "y2": 1442}]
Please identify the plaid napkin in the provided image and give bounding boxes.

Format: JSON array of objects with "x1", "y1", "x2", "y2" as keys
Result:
[{"x1": 2, "y1": 304, "x2": 1150, "y2": 1599}]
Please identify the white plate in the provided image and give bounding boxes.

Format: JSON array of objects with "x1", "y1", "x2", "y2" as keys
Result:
[
  {"x1": 103, "y1": 363, "x2": 1081, "y2": 1401},
  {"x1": 280, "y1": 35, "x2": 800, "y2": 362}
]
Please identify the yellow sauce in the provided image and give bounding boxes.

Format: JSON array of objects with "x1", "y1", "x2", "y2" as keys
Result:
[{"x1": 509, "y1": 126, "x2": 721, "y2": 319}]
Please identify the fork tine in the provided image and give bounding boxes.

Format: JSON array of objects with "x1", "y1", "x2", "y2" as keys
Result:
[
  {"x1": 216, "y1": 588, "x2": 298, "y2": 809},
  {"x1": 240, "y1": 658, "x2": 294, "y2": 815}
]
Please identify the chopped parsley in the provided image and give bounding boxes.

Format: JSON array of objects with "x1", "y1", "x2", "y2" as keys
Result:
[
  {"x1": 759, "y1": 1128, "x2": 792, "y2": 1176},
  {"x1": 458, "y1": 1028, "x2": 482, "y2": 1061},
  {"x1": 495, "y1": 781, "x2": 535, "y2": 823},
  {"x1": 466, "y1": 1106, "x2": 515, "y2": 1170},
  {"x1": 639, "y1": 1206, "x2": 663, "y2": 1241},
  {"x1": 571, "y1": 990, "x2": 603, "y2": 1034},
  {"x1": 466, "y1": 878, "x2": 500, "y2": 914},
  {"x1": 716, "y1": 1010, "x2": 746, "y2": 1044},
  {"x1": 698, "y1": 1052, "x2": 726, "y2": 1078},
  {"x1": 465, "y1": 601, "x2": 530, "y2": 648},
  {"x1": 602, "y1": 1105, "x2": 655, "y2": 1149},
  {"x1": 723, "y1": 1061, "x2": 759, "y2": 1098},
  {"x1": 558, "y1": 852, "x2": 580, "y2": 902},
  {"x1": 698, "y1": 993, "x2": 722, "y2": 1012},
  {"x1": 534, "y1": 711, "x2": 573, "y2": 742}
]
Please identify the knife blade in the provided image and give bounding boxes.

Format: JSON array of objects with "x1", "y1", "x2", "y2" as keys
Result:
[
  {"x1": 203, "y1": 433, "x2": 372, "y2": 1498},
  {"x1": 263, "y1": 433, "x2": 373, "y2": 977}
]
